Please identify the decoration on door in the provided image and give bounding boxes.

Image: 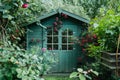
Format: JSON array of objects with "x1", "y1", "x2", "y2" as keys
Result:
[{"x1": 46, "y1": 13, "x2": 68, "y2": 32}]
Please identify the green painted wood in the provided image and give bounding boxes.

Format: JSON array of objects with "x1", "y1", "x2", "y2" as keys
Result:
[
  {"x1": 27, "y1": 24, "x2": 43, "y2": 50},
  {"x1": 45, "y1": 24, "x2": 82, "y2": 72}
]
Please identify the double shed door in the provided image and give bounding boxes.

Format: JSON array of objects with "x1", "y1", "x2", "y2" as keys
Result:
[{"x1": 43, "y1": 25, "x2": 80, "y2": 72}]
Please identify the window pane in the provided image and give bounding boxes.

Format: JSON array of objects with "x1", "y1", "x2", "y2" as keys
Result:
[
  {"x1": 53, "y1": 31, "x2": 58, "y2": 35},
  {"x1": 62, "y1": 30, "x2": 67, "y2": 35},
  {"x1": 47, "y1": 37, "x2": 52, "y2": 43},
  {"x1": 47, "y1": 30, "x2": 52, "y2": 35},
  {"x1": 68, "y1": 29, "x2": 73, "y2": 35},
  {"x1": 53, "y1": 45, "x2": 58, "y2": 50},
  {"x1": 53, "y1": 37, "x2": 58, "y2": 43},
  {"x1": 47, "y1": 45, "x2": 52, "y2": 50},
  {"x1": 68, "y1": 45, "x2": 73, "y2": 50},
  {"x1": 62, "y1": 45, "x2": 67, "y2": 50},
  {"x1": 62, "y1": 37, "x2": 67, "y2": 43},
  {"x1": 68, "y1": 36, "x2": 73, "y2": 43}
]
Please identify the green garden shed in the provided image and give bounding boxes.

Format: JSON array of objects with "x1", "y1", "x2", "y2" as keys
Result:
[{"x1": 26, "y1": 9, "x2": 89, "y2": 73}]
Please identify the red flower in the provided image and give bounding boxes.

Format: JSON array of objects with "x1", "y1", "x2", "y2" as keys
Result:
[
  {"x1": 15, "y1": 29, "x2": 19, "y2": 33},
  {"x1": 54, "y1": 27, "x2": 58, "y2": 32},
  {"x1": 82, "y1": 48, "x2": 86, "y2": 52},
  {"x1": 53, "y1": 22, "x2": 57, "y2": 26},
  {"x1": 22, "y1": 3, "x2": 28, "y2": 8},
  {"x1": 64, "y1": 14, "x2": 68, "y2": 18},
  {"x1": 82, "y1": 38, "x2": 87, "y2": 43},
  {"x1": 93, "y1": 34, "x2": 97, "y2": 39},
  {"x1": 61, "y1": 13, "x2": 65, "y2": 16}
]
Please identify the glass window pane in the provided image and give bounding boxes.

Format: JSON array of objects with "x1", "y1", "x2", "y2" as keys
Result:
[
  {"x1": 62, "y1": 37, "x2": 67, "y2": 43},
  {"x1": 68, "y1": 36, "x2": 73, "y2": 43},
  {"x1": 53, "y1": 31, "x2": 58, "y2": 35},
  {"x1": 62, "y1": 30, "x2": 67, "y2": 35},
  {"x1": 68, "y1": 45, "x2": 73, "y2": 50},
  {"x1": 62, "y1": 45, "x2": 67, "y2": 50},
  {"x1": 47, "y1": 37, "x2": 52, "y2": 43},
  {"x1": 47, "y1": 45, "x2": 52, "y2": 50},
  {"x1": 68, "y1": 29, "x2": 73, "y2": 35},
  {"x1": 47, "y1": 30, "x2": 52, "y2": 35},
  {"x1": 53, "y1": 37, "x2": 58, "y2": 43},
  {"x1": 53, "y1": 45, "x2": 58, "y2": 50}
]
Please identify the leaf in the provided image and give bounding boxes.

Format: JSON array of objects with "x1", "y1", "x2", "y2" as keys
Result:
[
  {"x1": 11, "y1": 21, "x2": 16, "y2": 25},
  {"x1": 91, "y1": 70, "x2": 99, "y2": 76},
  {"x1": 79, "y1": 74, "x2": 86, "y2": 80},
  {"x1": 13, "y1": 3, "x2": 19, "y2": 7},
  {"x1": 69, "y1": 72, "x2": 78, "y2": 78},
  {"x1": 105, "y1": 30, "x2": 114, "y2": 35},
  {"x1": 77, "y1": 68, "x2": 83, "y2": 72},
  {"x1": 84, "y1": 74, "x2": 92, "y2": 80},
  {"x1": 16, "y1": 68, "x2": 22, "y2": 74},
  {"x1": 2, "y1": 14, "x2": 14, "y2": 20}
]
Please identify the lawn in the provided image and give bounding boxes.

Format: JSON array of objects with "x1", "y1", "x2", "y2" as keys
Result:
[{"x1": 45, "y1": 76, "x2": 75, "y2": 80}]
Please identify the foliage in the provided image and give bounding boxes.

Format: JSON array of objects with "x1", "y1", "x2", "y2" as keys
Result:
[
  {"x1": 0, "y1": 45, "x2": 56, "y2": 80},
  {"x1": 70, "y1": 68, "x2": 98, "y2": 80},
  {"x1": 80, "y1": 31, "x2": 99, "y2": 53},
  {"x1": 0, "y1": 0, "x2": 46, "y2": 48},
  {"x1": 89, "y1": 8, "x2": 120, "y2": 52}
]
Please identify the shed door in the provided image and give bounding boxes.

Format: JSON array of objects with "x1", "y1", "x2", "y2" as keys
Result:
[{"x1": 45, "y1": 25, "x2": 80, "y2": 72}]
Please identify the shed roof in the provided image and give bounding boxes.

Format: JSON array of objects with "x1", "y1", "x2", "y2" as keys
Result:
[{"x1": 24, "y1": 8, "x2": 90, "y2": 26}]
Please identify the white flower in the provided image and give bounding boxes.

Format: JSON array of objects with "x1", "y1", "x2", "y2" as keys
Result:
[{"x1": 93, "y1": 23, "x2": 99, "y2": 28}]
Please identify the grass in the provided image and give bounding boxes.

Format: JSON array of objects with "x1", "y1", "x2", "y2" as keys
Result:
[{"x1": 45, "y1": 76, "x2": 74, "y2": 80}]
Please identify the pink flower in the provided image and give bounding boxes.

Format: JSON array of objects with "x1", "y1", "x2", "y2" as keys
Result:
[
  {"x1": 42, "y1": 48, "x2": 46, "y2": 52},
  {"x1": 93, "y1": 34, "x2": 97, "y2": 39},
  {"x1": 22, "y1": 3, "x2": 28, "y2": 8}
]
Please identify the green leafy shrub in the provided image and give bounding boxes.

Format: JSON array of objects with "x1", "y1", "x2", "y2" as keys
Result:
[
  {"x1": 70, "y1": 68, "x2": 98, "y2": 80},
  {"x1": 89, "y1": 8, "x2": 120, "y2": 52},
  {"x1": 0, "y1": 45, "x2": 56, "y2": 80}
]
